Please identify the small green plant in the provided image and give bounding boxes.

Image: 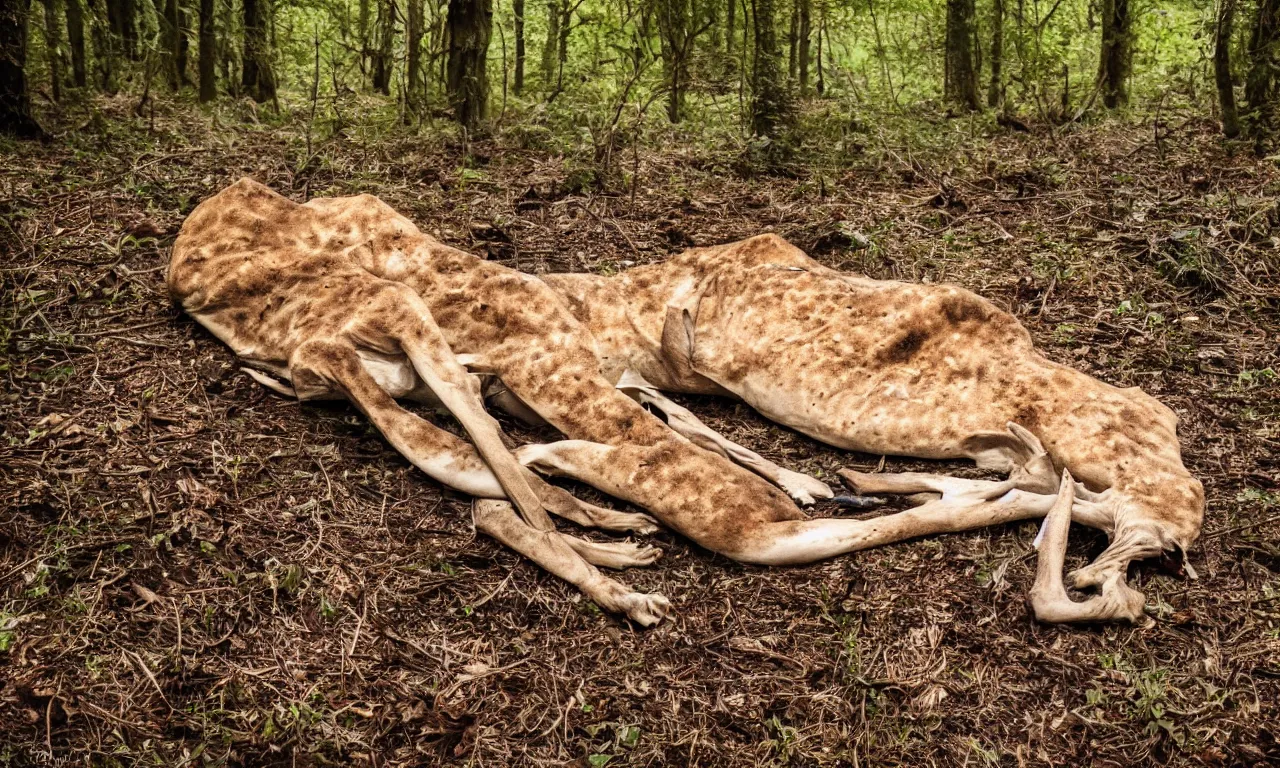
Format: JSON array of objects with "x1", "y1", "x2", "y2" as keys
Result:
[
  {"x1": 0, "y1": 612, "x2": 17, "y2": 653},
  {"x1": 30, "y1": 364, "x2": 75, "y2": 383},
  {"x1": 1238, "y1": 488, "x2": 1280, "y2": 507},
  {"x1": 319, "y1": 594, "x2": 338, "y2": 620},
  {"x1": 1085, "y1": 684, "x2": 1110, "y2": 717},
  {"x1": 279, "y1": 563, "x2": 305, "y2": 593},
  {"x1": 1128, "y1": 666, "x2": 1183, "y2": 744},
  {"x1": 1237, "y1": 368, "x2": 1277, "y2": 389},
  {"x1": 24, "y1": 567, "x2": 49, "y2": 598},
  {"x1": 765, "y1": 715, "x2": 799, "y2": 762},
  {"x1": 1052, "y1": 323, "x2": 1078, "y2": 345}
]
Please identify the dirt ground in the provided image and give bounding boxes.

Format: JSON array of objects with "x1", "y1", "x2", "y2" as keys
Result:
[{"x1": 2, "y1": 99, "x2": 1279, "y2": 767}]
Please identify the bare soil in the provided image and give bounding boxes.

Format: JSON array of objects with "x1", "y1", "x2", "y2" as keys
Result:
[{"x1": 2, "y1": 98, "x2": 1279, "y2": 767}]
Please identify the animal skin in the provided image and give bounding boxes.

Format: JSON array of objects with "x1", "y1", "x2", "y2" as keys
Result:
[
  {"x1": 173, "y1": 180, "x2": 1203, "y2": 624},
  {"x1": 173, "y1": 179, "x2": 855, "y2": 626},
  {"x1": 540, "y1": 234, "x2": 1205, "y2": 622},
  {"x1": 169, "y1": 179, "x2": 674, "y2": 625}
]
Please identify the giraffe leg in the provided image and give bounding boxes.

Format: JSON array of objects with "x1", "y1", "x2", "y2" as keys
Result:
[
  {"x1": 616, "y1": 369, "x2": 833, "y2": 505},
  {"x1": 561, "y1": 536, "x2": 663, "y2": 569},
  {"x1": 343, "y1": 287, "x2": 555, "y2": 532},
  {"x1": 290, "y1": 337, "x2": 523, "y2": 498},
  {"x1": 290, "y1": 336, "x2": 655, "y2": 534},
  {"x1": 725, "y1": 487, "x2": 1060, "y2": 565},
  {"x1": 472, "y1": 500, "x2": 670, "y2": 625}
]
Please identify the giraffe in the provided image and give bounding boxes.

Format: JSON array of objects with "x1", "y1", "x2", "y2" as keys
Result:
[
  {"x1": 175, "y1": 180, "x2": 1201, "y2": 624},
  {"x1": 538, "y1": 233, "x2": 1204, "y2": 622}
]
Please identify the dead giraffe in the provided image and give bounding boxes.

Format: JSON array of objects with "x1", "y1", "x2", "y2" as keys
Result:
[
  {"x1": 280, "y1": 183, "x2": 1185, "y2": 624},
  {"x1": 539, "y1": 233, "x2": 1206, "y2": 623},
  {"x1": 169, "y1": 179, "x2": 672, "y2": 626}
]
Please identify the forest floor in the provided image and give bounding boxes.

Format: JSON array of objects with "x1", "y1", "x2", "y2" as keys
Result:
[{"x1": 2, "y1": 96, "x2": 1279, "y2": 767}]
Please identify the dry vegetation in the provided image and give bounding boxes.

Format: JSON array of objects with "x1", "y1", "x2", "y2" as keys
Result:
[{"x1": 2, "y1": 98, "x2": 1279, "y2": 766}]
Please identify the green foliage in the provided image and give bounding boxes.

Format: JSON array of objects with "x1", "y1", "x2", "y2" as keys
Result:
[{"x1": 19, "y1": 0, "x2": 1225, "y2": 155}]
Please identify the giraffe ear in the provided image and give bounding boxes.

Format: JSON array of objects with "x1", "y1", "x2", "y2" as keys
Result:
[
  {"x1": 960, "y1": 431, "x2": 1031, "y2": 472},
  {"x1": 960, "y1": 422, "x2": 1047, "y2": 471},
  {"x1": 659, "y1": 305, "x2": 703, "y2": 389}
]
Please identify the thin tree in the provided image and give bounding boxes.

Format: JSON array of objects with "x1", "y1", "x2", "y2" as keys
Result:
[
  {"x1": 41, "y1": 0, "x2": 65, "y2": 102},
  {"x1": 988, "y1": 0, "x2": 1003, "y2": 106},
  {"x1": 217, "y1": 0, "x2": 231, "y2": 87},
  {"x1": 1098, "y1": 0, "x2": 1131, "y2": 108},
  {"x1": 358, "y1": 0, "x2": 370, "y2": 73},
  {"x1": 89, "y1": 0, "x2": 116, "y2": 91},
  {"x1": 725, "y1": 0, "x2": 734, "y2": 55},
  {"x1": 554, "y1": 0, "x2": 574, "y2": 90},
  {"x1": 659, "y1": 0, "x2": 690, "y2": 122},
  {"x1": 241, "y1": 0, "x2": 276, "y2": 102},
  {"x1": 541, "y1": 0, "x2": 558, "y2": 87},
  {"x1": 750, "y1": 0, "x2": 786, "y2": 136},
  {"x1": 787, "y1": 0, "x2": 796, "y2": 79},
  {"x1": 1, "y1": 0, "x2": 45, "y2": 137},
  {"x1": 796, "y1": 0, "x2": 809, "y2": 92},
  {"x1": 446, "y1": 0, "x2": 492, "y2": 128},
  {"x1": 176, "y1": 0, "x2": 189, "y2": 85},
  {"x1": 658, "y1": 0, "x2": 712, "y2": 122},
  {"x1": 107, "y1": 0, "x2": 138, "y2": 59},
  {"x1": 816, "y1": 0, "x2": 824, "y2": 94},
  {"x1": 198, "y1": 0, "x2": 215, "y2": 100},
  {"x1": 1246, "y1": 0, "x2": 1280, "y2": 138},
  {"x1": 513, "y1": 0, "x2": 524, "y2": 94},
  {"x1": 152, "y1": 0, "x2": 180, "y2": 89},
  {"x1": 65, "y1": 0, "x2": 86, "y2": 87},
  {"x1": 1216, "y1": 0, "x2": 1239, "y2": 137},
  {"x1": 944, "y1": 0, "x2": 979, "y2": 109},
  {"x1": 371, "y1": 0, "x2": 395, "y2": 94},
  {"x1": 406, "y1": 0, "x2": 424, "y2": 108}
]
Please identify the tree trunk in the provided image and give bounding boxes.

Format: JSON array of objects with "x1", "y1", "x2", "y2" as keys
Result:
[
  {"x1": 106, "y1": 0, "x2": 137, "y2": 59},
  {"x1": 446, "y1": 0, "x2": 491, "y2": 128},
  {"x1": 88, "y1": 0, "x2": 115, "y2": 91},
  {"x1": 787, "y1": 0, "x2": 796, "y2": 80},
  {"x1": 122, "y1": 0, "x2": 136, "y2": 58},
  {"x1": 177, "y1": 2, "x2": 189, "y2": 85},
  {"x1": 1, "y1": 0, "x2": 44, "y2": 137},
  {"x1": 358, "y1": 0, "x2": 370, "y2": 73},
  {"x1": 555, "y1": 0, "x2": 569, "y2": 89},
  {"x1": 750, "y1": 0, "x2": 786, "y2": 137},
  {"x1": 512, "y1": 0, "x2": 523, "y2": 94},
  {"x1": 1098, "y1": 0, "x2": 1131, "y2": 108},
  {"x1": 945, "y1": 0, "x2": 979, "y2": 109},
  {"x1": 241, "y1": 0, "x2": 275, "y2": 102},
  {"x1": 541, "y1": 0, "x2": 557, "y2": 87},
  {"x1": 41, "y1": 0, "x2": 64, "y2": 102},
  {"x1": 1246, "y1": 0, "x2": 1280, "y2": 137},
  {"x1": 659, "y1": 0, "x2": 689, "y2": 122},
  {"x1": 198, "y1": 0, "x2": 214, "y2": 100},
  {"x1": 66, "y1": 0, "x2": 85, "y2": 87},
  {"x1": 371, "y1": 0, "x2": 395, "y2": 94},
  {"x1": 816, "y1": 0, "x2": 824, "y2": 94},
  {"x1": 152, "y1": 0, "x2": 179, "y2": 90},
  {"x1": 217, "y1": 0, "x2": 229, "y2": 86},
  {"x1": 797, "y1": 0, "x2": 809, "y2": 93},
  {"x1": 406, "y1": 0, "x2": 424, "y2": 107},
  {"x1": 1216, "y1": 0, "x2": 1239, "y2": 137},
  {"x1": 988, "y1": 0, "x2": 1003, "y2": 106},
  {"x1": 241, "y1": 0, "x2": 257, "y2": 93},
  {"x1": 725, "y1": 0, "x2": 734, "y2": 55}
]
